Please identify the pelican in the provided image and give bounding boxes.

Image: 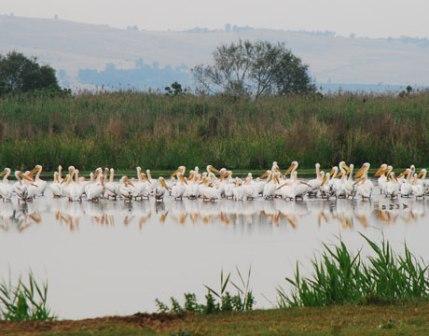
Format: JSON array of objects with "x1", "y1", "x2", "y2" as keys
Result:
[
  {"x1": 118, "y1": 176, "x2": 135, "y2": 201},
  {"x1": 31, "y1": 165, "x2": 47, "y2": 196},
  {"x1": 320, "y1": 172, "x2": 332, "y2": 198},
  {"x1": 333, "y1": 162, "x2": 350, "y2": 198},
  {"x1": 343, "y1": 164, "x2": 355, "y2": 198},
  {"x1": 262, "y1": 171, "x2": 279, "y2": 199},
  {"x1": 86, "y1": 170, "x2": 105, "y2": 201},
  {"x1": 67, "y1": 169, "x2": 85, "y2": 202},
  {"x1": 354, "y1": 163, "x2": 373, "y2": 199},
  {"x1": 284, "y1": 161, "x2": 299, "y2": 178},
  {"x1": 13, "y1": 171, "x2": 37, "y2": 202},
  {"x1": 171, "y1": 173, "x2": 187, "y2": 200},
  {"x1": 200, "y1": 177, "x2": 220, "y2": 201},
  {"x1": 155, "y1": 177, "x2": 169, "y2": 201},
  {"x1": 232, "y1": 178, "x2": 245, "y2": 201},
  {"x1": 374, "y1": 164, "x2": 388, "y2": 194},
  {"x1": 0, "y1": 168, "x2": 13, "y2": 200},
  {"x1": 307, "y1": 163, "x2": 323, "y2": 197},
  {"x1": 399, "y1": 168, "x2": 413, "y2": 198},
  {"x1": 50, "y1": 171, "x2": 63, "y2": 197},
  {"x1": 412, "y1": 169, "x2": 427, "y2": 198},
  {"x1": 385, "y1": 172, "x2": 400, "y2": 199},
  {"x1": 105, "y1": 168, "x2": 118, "y2": 199}
]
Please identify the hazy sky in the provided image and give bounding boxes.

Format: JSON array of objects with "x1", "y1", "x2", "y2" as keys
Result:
[{"x1": 1, "y1": 0, "x2": 428, "y2": 38}]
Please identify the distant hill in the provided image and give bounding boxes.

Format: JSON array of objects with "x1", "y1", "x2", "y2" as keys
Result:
[{"x1": 1, "y1": 15, "x2": 428, "y2": 91}]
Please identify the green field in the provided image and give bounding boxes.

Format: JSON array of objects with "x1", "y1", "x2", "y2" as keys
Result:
[{"x1": 0, "y1": 91, "x2": 428, "y2": 171}]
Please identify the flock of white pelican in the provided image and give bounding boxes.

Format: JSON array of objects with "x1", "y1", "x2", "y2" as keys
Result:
[{"x1": 0, "y1": 162, "x2": 428, "y2": 202}]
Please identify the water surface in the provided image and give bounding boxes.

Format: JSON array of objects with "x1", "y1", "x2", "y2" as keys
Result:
[{"x1": 0, "y1": 184, "x2": 428, "y2": 319}]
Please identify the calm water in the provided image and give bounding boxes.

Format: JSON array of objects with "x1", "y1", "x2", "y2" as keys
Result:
[{"x1": 0, "y1": 183, "x2": 428, "y2": 319}]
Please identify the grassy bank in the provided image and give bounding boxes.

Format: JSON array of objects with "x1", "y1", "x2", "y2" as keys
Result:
[
  {"x1": 3, "y1": 303, "x2": 429, "y2": 335},
  {"x1": 0, "y1": 91, "x2": 428, "y2": 170}
]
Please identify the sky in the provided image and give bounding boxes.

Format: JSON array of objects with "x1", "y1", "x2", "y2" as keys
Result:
[{"x1": 1, "y1": 0, "x2": 428, "y2": 38}]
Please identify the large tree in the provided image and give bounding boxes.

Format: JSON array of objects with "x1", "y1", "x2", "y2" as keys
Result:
[
  {"x1": 193, "y1": 40, "x2": 316, "y2": 97},
  {"x1": 0, "y1": 51, "x2": 61, "y2": 95}
]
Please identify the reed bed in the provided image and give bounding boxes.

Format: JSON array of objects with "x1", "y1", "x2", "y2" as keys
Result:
[
  {"x1": 0, "y1": 91, "x2": 428, "y2": 170},
  {"x1": 278, "y1": 234, "x2": 429, "y2": 308}
]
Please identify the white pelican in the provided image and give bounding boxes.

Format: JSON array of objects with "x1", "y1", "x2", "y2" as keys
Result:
[
  {"x1": 31, "y1": 165, "x2": 47, "y2": 196},
  {"x1": 67, "y1": 169, "x2": 85, "y2": 202},
  {"x1": 118, "y1": 176, "x2": 135, "y2": 201},
  {"x1": 343, "y1": 164, "x2": 355, "y2": 198},
  {"x1": 412, "y1": 169, "x2": 427, "y2": 198},
  {"x1": 50, "y1": 171, "x2": 63, "y2": 197},
  {"x1": 105, "y1": 168, "x2": 118, "y2": 199},
  {"x1": 262, "y1": 171, "x2": 279, "y2": 199},
  {"x1": 333, "y1": 162, "x2": 350, "y2": 198},
  {"x1": 0, "y1": 168, "x2": 13, "y2": 200},
  {"x1": 133, "y1": 167, "x2": 151, "y2": 200},
  {"x1": 171, "y1": 173, "x2": 187, "y2": 200},
  {"x1": 385, "y1": 172, "x2": 400, "y2": 199},
  {"x1": 277, "y1": 171, "x2": 310, "y2": 200},
  {"x1": 354, "y1": 163, "x2": 373, "y2": 199},
  {"x1": 154, "y1": 176, "x2": 169, "y2": 201},
  {"x1": 399, "y1": 168, "x2": 413, "y2": 198},
  {"x1": 320, "y1": 172, "x2": 332, "y2": 198},
  {"x1": 374, "y1": 164, "x2": 388, "y2": 194},
  {"x1": 86, "y1": 170, "x2": 105, "y2": 201},
  {"x1": 183, "y1": 171, "x2": 200, "y2": 199},
  {"x1": 307, "y1": 163, "x2": 323, "y2": 197},
  {"x1": 13, "y1": 171, "x2": 37, "y2": 201},
  {"x1": 242, "y1": 173, "x2": 258, "y2": 200},
  {"x1": 232, "y1": 178, "x2": 245, "y2": 201}
]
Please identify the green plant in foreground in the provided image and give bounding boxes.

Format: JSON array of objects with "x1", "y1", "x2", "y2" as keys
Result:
[
  {"x1": 0, "y1": 273, "x2": 54, "y2": 321},
  {"x1": 156, "y1": 267, "x2": 254, "y2": 314},
  {"x1": 278, "y1": 234, "x2": 429, "y2": 308}
]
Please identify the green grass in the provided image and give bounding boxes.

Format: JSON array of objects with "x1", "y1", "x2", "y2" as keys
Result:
[
  {"x1": 0, "y1": 91, "x2": 429, "y2": 170},
  {"x1": 278, "y1": 234, "x2": 429, "y2": 308},
  {"x1": 0, "y1": 273, "x2": 54, "y2": 321},
  {"x1": 156, "y1": 268, "x2": 254, "y2": 315}
]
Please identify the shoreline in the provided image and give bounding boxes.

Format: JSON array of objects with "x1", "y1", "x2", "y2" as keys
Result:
[{"x1": 2, "y1": 302, "x2": 429, "y2": 335}]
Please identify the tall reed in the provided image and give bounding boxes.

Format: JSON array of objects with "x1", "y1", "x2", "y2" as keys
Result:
[
  {"x1": 0, "y1": 91, "x2": 428, "y2": 170},
  {"x1": 277, "y1": 234, "x2": 429, "y2": 308},
  {"x1": 0, "y1": 273, "x2": 54, "y2": 321}
]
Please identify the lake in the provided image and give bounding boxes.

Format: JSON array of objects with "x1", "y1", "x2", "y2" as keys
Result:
[{"x1": 0, "y1": 184, "x2": 428, "y2": 319}]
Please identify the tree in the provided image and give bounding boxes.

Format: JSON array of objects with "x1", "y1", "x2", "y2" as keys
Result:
[
  {"x1": 164, "y1": 81, "x2": 184, "y2": 96},
  {"x1": 192, "y1": 40, "x2": 316, "y2": 97},
  {"x1": 0, "y1": 51, "x2": 61, "y2": 96}
]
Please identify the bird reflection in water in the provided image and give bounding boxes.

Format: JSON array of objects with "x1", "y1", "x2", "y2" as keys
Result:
[
  {"x1": 0, "y1": 203, "x2": 42, "y2": 232},
  {"x1": 1, "y1": 195, "x2": 427, "y2": 234}
]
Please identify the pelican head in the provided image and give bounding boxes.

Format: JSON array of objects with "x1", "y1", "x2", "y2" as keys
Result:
[
  {"x1": 374, "y1": 163, "x2": 388, "y2": 177},
  {"x1": 355, "y1": 162, "x2": 370, "y2": 179},
  {"x1": 330, "y1": 166, "x2": 339, "y2": 178},
  {"x1": 418, "y1": 169, "x2": 427, "y2": 179},
  {"x1": 159, "y1": 176, "x2": 168, "y2": 188},
  {"x1": 285, "y1": 161, "x2": 299, "y2": 175},
  {"x1": 146, "y1": 169, "x2": 152, "y2": 180}
]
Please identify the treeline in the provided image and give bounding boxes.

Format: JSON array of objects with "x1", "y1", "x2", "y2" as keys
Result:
[{"x1": 0, "y1": 91, "x2": 428, "y2": 170}]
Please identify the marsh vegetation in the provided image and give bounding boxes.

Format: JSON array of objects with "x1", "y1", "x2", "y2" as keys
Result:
[{"x1": 0, "y1": 91, "x2": 428, "y2": 170}]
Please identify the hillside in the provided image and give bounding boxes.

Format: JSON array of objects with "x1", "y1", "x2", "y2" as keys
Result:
[{"x1": 1, "y1": 15, "x2": 429, "y2": 90}]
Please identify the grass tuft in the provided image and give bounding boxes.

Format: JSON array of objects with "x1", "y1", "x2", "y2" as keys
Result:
[{"x1": 0, "y1": 272, "x2": 54, "y2": 321}]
